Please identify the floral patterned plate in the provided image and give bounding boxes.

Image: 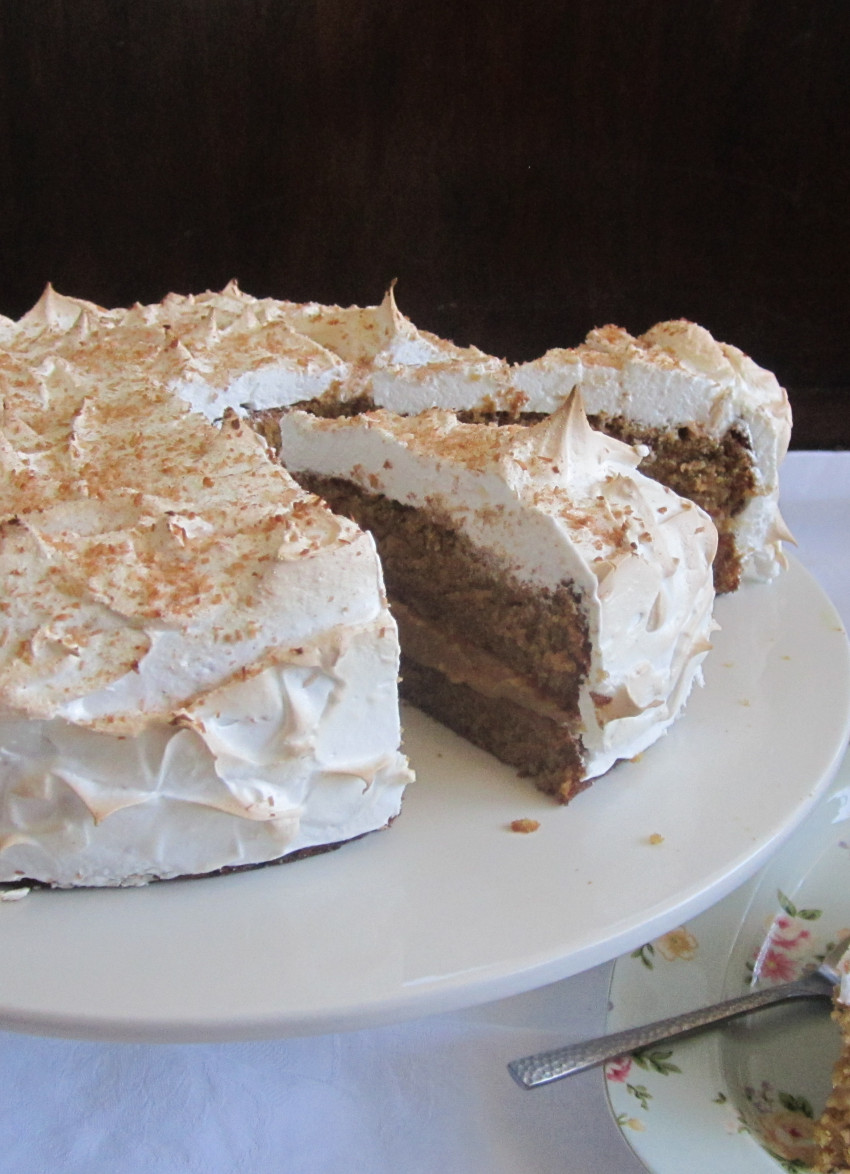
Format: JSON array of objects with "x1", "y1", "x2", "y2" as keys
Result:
[{"x1": 605, "y1": 747, "x2": 850, "y2": 1173}]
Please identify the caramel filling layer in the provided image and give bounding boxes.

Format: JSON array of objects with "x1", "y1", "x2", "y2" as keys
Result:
[{"x1": 392, "y1": 599, "x2": 576, "y2": 726}]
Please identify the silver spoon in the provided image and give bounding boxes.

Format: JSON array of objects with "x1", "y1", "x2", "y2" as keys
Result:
[{"x1": 508, "y1": 932, "x2": 850, "y2": 1089}]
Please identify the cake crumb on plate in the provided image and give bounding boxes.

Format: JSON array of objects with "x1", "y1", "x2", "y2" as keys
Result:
[{"x1": 509, "y1": 819, "x2": 541, "y2": 834}]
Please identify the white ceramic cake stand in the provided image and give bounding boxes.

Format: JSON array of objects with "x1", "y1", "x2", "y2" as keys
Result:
[{"x1": 0, "y1": 555, "x2": 848, "y2": 1042}]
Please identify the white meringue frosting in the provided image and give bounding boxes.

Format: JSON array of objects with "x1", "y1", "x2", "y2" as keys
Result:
[
  {"x1": 512, "y1": 321, "x2": 793, "y2": 583},
  {"x1": 0, "y1": 290, "x2": 411, "y2": 886},
  {"x1": 145, "y1": 283, "x2": 789, "y2": 587},
  {"x1": 279, "y1": 392, "x2": 718, "y2": 781}
]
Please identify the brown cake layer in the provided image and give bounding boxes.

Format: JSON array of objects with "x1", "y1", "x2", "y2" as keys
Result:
[
  {"x1": 251, "y1": 395, "x2": 375, "y2": 451},
  {"x1": 285, "y1": 470, "x2": 594, "y2": 797},
  {"x1": 391, "y1": 600, "x2": 581, "y2": 723},
  {"x1": 814, "y1": 999, "x2": 850, "y2": 1172},
  {"x1": 394, "y1": 599, "x2": 589, "y2": 799},
  {"x1": 400, "y1": 657, "x2": 588, "y2": 802},
  {"x1": 296, "y1": 473, "x2": 592, "y2": 709}
]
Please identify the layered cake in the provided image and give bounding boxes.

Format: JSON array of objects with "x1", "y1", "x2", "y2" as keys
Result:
[
  {"x1": 278, "y1": 393, "x2": 717, "y2": 801},
  {"x1": 0, "y1": 291, "x2": 411, "y2": 887},
  {"x1": 0, "y1": 282, "x2": 747, "y2": 883},
  {"x1": 814, "y1": 950, "x2": 850, "y2": 1172}
]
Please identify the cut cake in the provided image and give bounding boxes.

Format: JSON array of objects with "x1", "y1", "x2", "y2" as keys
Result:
[{"x1": 0, "y1": 281, "x2": 781, "y2": 880}]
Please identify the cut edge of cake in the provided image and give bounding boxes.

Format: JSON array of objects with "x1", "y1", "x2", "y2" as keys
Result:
[{"x1": 278, "y1": 392, "x2": 718, "y2": 801}]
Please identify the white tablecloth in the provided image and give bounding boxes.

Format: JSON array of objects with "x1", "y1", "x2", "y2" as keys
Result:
[{"x1": 2, "y1": 451, "x2": 848, "y2": 1174}]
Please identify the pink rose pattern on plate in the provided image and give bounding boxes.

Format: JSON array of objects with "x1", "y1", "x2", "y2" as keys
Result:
[
  {"x1": 608, "y1": 891, "x2": 848, "y2": 1171},
  {"x1": 749, "y1": 892, "x2": 821, "y2": 987}
]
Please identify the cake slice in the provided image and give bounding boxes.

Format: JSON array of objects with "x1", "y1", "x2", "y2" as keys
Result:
[
  {"x1": 0, "y1": 293, "x2": 412, "y2": 887},
  {"x1": 508, "y1": 321, "x2": 793, "y2": 593},
  {"x1": 278, "y1": 393, "x2": 717, "y2": 801},
  {"x1": 814, "y1": 949, "x2": 850, "y2": 1172}
]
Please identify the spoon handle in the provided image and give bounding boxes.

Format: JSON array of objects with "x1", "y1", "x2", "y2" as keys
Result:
[{"x1": 508, "y1": 973, "x2": 830, "y2": 1089}]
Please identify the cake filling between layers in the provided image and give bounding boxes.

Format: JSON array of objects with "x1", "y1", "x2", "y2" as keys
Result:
[
  {"x1": 279, "y1": 395, "x2": 718, "y2": 801},
  {"x1": 293, "y1": 476, "x2": 592, "y2": 800}
]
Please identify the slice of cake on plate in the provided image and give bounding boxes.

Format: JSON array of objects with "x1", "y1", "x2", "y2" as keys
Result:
[
  {"x1": 278, "y1": 392, "x2": 717, "y2": 802},
  {"x1": 508, "y1": 320, "x2": 793, "y2": 593},
  {"x1": 814, "y1": 948, "x2": 850, "y2": 1171}
]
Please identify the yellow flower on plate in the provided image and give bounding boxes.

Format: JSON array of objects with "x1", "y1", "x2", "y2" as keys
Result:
[{"x1": 656, "y1": 927, "x2": 698, "y2": 962}]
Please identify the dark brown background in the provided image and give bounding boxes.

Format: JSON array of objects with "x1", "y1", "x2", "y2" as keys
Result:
[{"x1": 1, "y1": 0, "x2": 848, "y2": 446}]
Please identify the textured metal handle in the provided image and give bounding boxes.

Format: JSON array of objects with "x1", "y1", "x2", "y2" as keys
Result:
[{"x1": 508, "y1": 973, "x2": 830, "y2": 1089}]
